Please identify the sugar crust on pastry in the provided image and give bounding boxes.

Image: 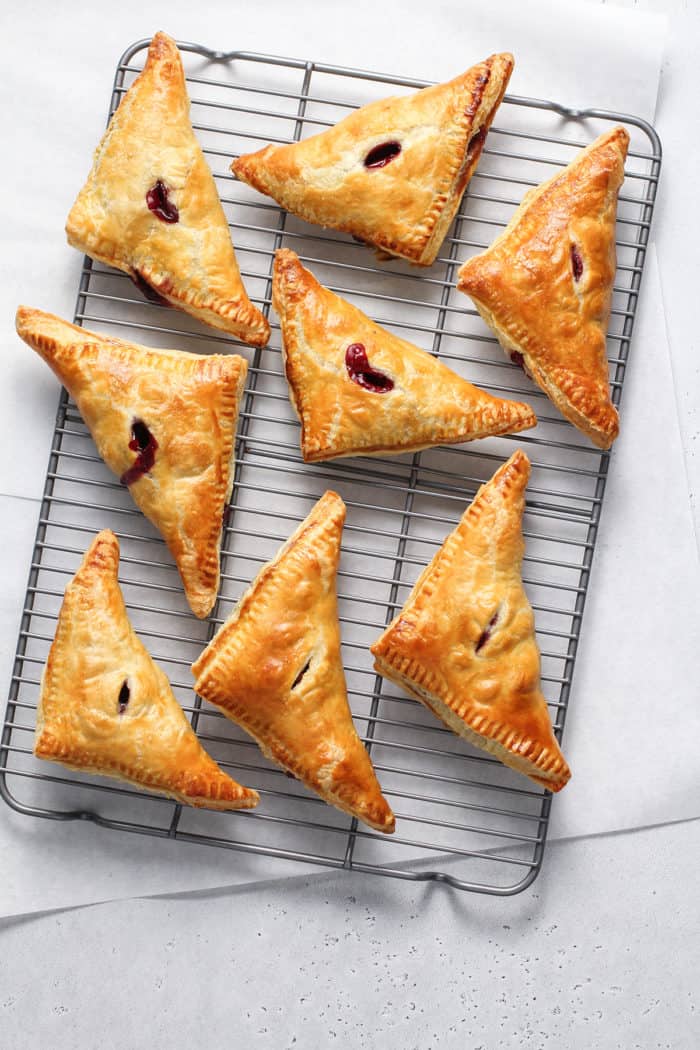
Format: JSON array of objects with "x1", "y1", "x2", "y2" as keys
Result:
[
  {"x1": 233, "y1": 53, "x2": 514, "y2": 266},
  {"x1": 66, "y1": 31, "x2": 269, "y2": 347},
  {"x1": 192, "y1": 491, "x2": 395, "y2": 833},
  {"x1": 16, "y1": 306, "x2": 247, "y2": 619},
  {"x1": 457, "y1": 127, "x2": 629, "y2": 449},
  {"x1": 272, "y1": 248, "x2": 536, "y2": 462},
  {"x1": 34, "y1": 530, "x2": 259, "y2": 810},
  {"x1": 371, "y1": 451, "x2": 571, "y2": 792}
]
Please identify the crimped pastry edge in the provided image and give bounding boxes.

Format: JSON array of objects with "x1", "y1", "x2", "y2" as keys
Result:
[
  {"x1": 15, "y1": 306, "x2": 249, "y2": 619},
  {"x1": 189, "y1": 691, "x2": 395, "y2": 833},
  {"x1": 234, "y1": 53, "x2": 514, "y2": 267},
  {"x1": 369, "y1": 450, "x2": 570, "y2": 793},
  {"x1": 372, "y1": 652, "x2": 570, "y2": 792},
  {"x1": 272, "y1": 248, "x2": 537, "y2": 462},
  {"x1": 34, "y1": 731, "x2": 260, "y2": 810},
  {"x1": 33, "y1": 529, "x2": 259, "y2": 811},
  {"x1": 192, "y1": 492, "x2": 396, "y2": 834},
  {"x1": 65, "y1": 30, "x2": 270, "y2": 348},
  {"x1": 456, "y1": 126, "x2": 628, "y2": 449},
  {"x1": 468, "y1": 297, "x2": 619, "y2": 450}
]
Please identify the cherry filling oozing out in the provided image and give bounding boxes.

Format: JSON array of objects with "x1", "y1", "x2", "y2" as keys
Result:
[
  {"x1": 117, "y1": 679, "x2": 130, "y2": 715},
  {"x1": 364, "y1": 140, "x2": 402, "y2": 169},
  {"x1": 475, "y1": 609, "x2": 500, "y2": 653},
  {"x1": 509, "y1": 351, "x2": 525, "y2": 371},
  {"x1": 571, "y1": 243, "x2": 584, "y2": 282},
  {"x1": 120, "y1": 418, "x2": 158, "y2": 486},
  {"x1": 130, "y1": 270, "x2": 170, "y2": 307},
  {"x1": 146, "y1": 180, "x2": 179, "y2": 223},
  {"x1": 345, "y1": 343, "x2": 394, "y2": 393}
]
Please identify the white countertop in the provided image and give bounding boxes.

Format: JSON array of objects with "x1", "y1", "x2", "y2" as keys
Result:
[
  {"x1": 0, "y1": 821, "x2": 696, "y2": 1047},
  {"x1": 0, "y1": 0, "x2": 698, "y2": 1046}
]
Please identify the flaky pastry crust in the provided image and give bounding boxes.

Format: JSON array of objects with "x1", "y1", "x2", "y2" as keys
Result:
[
  {"x1": 272, "y1": 249, "x2": 536, "y2": 461},
  {"x1": 66, "y1": 31, "x2": 269, "y2": 347},
  {"x1": 34, "y1": 530, "x2": 258, "y2": 809},
  {"x1": 192, "y1": 491, "x2": 395, "y2": 833},
  {"x1": 371, "y1": 451, "x2": 571, "y2": 791},
  {"x1": 16, "y1": 306, "x2": 247, "y2": 619},
  {"x1": 457, "y1": 127, "x2": 629, "y2": 448},
  {"x1": 234, "y1": 54, "x2": 513, "y2": 266}
]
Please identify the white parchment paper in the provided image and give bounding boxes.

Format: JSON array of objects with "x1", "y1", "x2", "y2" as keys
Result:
[{"x1": 2, "y1": 0, "x2": 690, "y2": 918}]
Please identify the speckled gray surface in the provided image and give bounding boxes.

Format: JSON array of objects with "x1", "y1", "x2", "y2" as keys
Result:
[{"x1": 1, "y1": 820, "x2": 698, "y2": 1048}]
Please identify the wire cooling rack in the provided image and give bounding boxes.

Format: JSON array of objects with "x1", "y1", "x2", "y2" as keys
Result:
[{"x1": 0, "y1": 40, "x2": 661, "y2": 894}]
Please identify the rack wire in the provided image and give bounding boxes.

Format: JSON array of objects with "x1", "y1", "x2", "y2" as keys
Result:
[{"x1": 0, "y1": 40, "x2": 661, "y2": 894}]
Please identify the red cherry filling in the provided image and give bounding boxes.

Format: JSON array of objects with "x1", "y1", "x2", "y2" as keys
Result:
[
  {"x1": 571, "y1": 244, "x2": 583, "y2": 282},
  {"x1": 120, "y1": 419, "x2": 158, "y2": 486},
  {"x1": 364, "y1": 141, "x2": 402, "y2": 169},
  {"x1": 509, "y1": 350, "x2": 536, "y2": 382},
  {"x1": 146, "y1": 180, "x2": 179, "y2": 223},
  {"x1": 118, "y1": 679, "x2": 130, "y2": 715},
  {"x1": 475, "y1": 609, "x2": 500, "y2": 653},
  {"x1": 291, "y1": 659, "x2": 311, "y2": 690},
  {"x1": 130, "y1": 270, "x2": 170, "y2": 307},
  {"x1": 466, "y1": 126, "x2": 488, "y2": 164},
  {"x1": 345, "y1": 343, "x2": 394, "y2": 393}
]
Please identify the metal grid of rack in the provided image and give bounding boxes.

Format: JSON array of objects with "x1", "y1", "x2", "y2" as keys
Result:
[{"x1": 0, "y1": 40, "x2": 661, "y2": 894}]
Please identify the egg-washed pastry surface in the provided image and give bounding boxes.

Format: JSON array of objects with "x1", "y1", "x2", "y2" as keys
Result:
[
  {"x1": 66, "y1": 31, "x2": 269, "y2": 346},
  {"x1": 193, "y1": 491, "x2": 396, "y2": 833},
  {"x1": 35, "y1": 530, "x2": 259, "y2": 810},
  {"x1": 371, "y1": 451, "x2": 571, "y2": 792},
  {"x1": 457, "y1": 127, "x2": 629, "y2": 448},
  {"x1": 273, "y1": 248, "x2": 536, "y2": 462},
  {"x1": 234, "y1": 53, "x2": 514, "y2": 266},
  {"x1": 16, "y1": 306, "x2": 247, "y2": 619}
]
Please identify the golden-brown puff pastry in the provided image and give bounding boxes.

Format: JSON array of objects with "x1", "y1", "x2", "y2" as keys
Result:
[
  {"x1": 66, "y1": 31, "x2": 269, "y2": 347},
  {"x1": 371, "y1": 451, "x2": 571, "y2": 792},
  {"x1": 35, "y1": 530, "x2": 258, "y2": 810},
  {"x1": 233, "y1": 54, "x2": 514, "y2": 266},
  {"x1": 192, "y1": 491, "x2": 395, "y2": 833},
  {"x1": 272, "y1": 249, "x2": 536, "y2": 461},
  {"x1": 16, "y1": 306, "x2": 246, "y2": 619},
  {"x1": 457, "y1": 127, "x2": 629, "y2": 449}
]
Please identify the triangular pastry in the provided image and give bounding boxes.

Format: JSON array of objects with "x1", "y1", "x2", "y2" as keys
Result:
[
  {"x1": 66, "y1": 31, "x2": 269, "y2": 347},
  {"x1": 272, "y1": 249, "x2": 537, "y2": 462},
  {"x1": 233, "y1": 53, "x2": 514, "y2": 266},
  {"x1": 192, "y1": 491, "x2": 396, "y2": 833},
  {"x1": 371, "y1": 451, "x2": 571, "y2": 792},
  {"x1": 16, "y1": 306, "x2": 247, "y2": 619},
  {"x1": 35, "y1": 530, "x2": 259, "y2": 810},
  {"x1": 457, "y1": 127, "x2": 629, "y2": 449}
]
